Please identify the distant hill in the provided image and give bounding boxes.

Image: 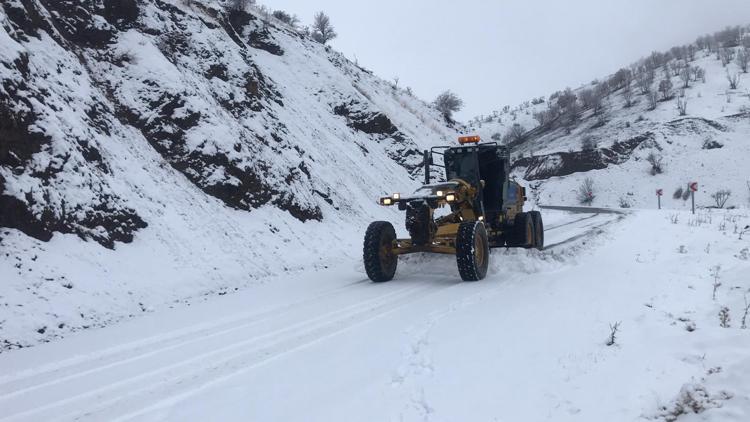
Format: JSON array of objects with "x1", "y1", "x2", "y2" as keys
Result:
[{"x1": 469, "y1": 25, "x2": 750, "y2": 210}]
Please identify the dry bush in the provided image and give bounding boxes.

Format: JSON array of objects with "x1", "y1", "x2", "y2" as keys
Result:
[
  {"x1": 711, "y1": 190, "x2": 731, "y2": 208},
  {"x1": 577, "y1": 177, "x2": 596, "y2": 205},
  {"x1": 647, "y1": 152, "x2": 664, "y2": 175}
]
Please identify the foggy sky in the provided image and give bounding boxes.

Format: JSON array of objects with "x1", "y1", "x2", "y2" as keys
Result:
[{"x1": 267, "y1": 0, "x2": 750, "y2": 120}]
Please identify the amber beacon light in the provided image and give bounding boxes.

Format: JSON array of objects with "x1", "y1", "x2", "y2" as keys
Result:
[{"x1": 458, "y1": 135, "x2": 481, "y2": 145}]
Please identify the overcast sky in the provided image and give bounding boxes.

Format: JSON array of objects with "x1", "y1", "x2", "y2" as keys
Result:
[{"x1": 268, "y1": 0, "x2": 750, "y2": 120}]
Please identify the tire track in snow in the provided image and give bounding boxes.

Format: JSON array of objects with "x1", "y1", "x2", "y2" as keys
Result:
[
  {"x1": 0, "y1": 277, "x2": 373, "y2": 397},
  {"x1": 2, "y1": 282, "x2": 457, "y2": 422}
]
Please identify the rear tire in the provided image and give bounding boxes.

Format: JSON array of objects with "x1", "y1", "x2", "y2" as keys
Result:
[
  {"x1": 529, "y1": 211, "x2": 544, "y2": 250},
  {"x1": 456, "y1": 221, "x2": 490, "y2": 282},
  {"x1": 363, "y1": 221, "x2": 398, "y2": 282},
  {"x1": 512, "y1": 212, "x2": 535, "y2": 249}
]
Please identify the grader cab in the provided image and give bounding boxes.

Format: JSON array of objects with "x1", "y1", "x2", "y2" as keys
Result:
[{"x1": 363, "y1": 136, "x2": 543, "y2": 282}]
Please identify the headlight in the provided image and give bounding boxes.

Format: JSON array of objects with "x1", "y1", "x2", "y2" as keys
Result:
[
  {"x1": 445, "y1": 194, "x2": 456, "y2": 202},
  {"x1": 436, "y1": 190, "x2": 445, "y2": 197},
  {"x1": 392, "y1": 193, "x2": 401, "y2": 200},
  {"x1": 380, "y1": 197, "x2": 393, "y2": 206}
]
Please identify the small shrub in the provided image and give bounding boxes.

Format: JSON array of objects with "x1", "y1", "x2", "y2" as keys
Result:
[
  {"x1": 646, "y1": 152, "x2": 664, "y2": 175},
  {"x1": 581, "y1": 136, "x2": 598, "y2": 151},
  {"x1": 719, "y1": 307, "x2": 731, "y2": 328},
  {"x1": 618, "y1": 196, "x2": 632, "y2": 208},
  {"x1": 577, "y1": 177, "x2": 596, "y2": 205},
  {"x1": 702, "y1": 139, "x2": 723, "y2": 149},
  {"x1": 727, "y1": 71, "x2": 741, "y2": 90},
  {"x1": 711, "y1": 190, "x2": 731, "y2": 208},
  {"x1": 673, "y1": 187, "x2": 684, "y2": 199},
  {"x1": 605, "y1": 321, "x2": 621, "y2": 346}
]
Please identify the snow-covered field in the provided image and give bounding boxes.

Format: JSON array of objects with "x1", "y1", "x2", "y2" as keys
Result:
[{"x1": 2, "y1": 208, "x2": 748, "y2": 422}]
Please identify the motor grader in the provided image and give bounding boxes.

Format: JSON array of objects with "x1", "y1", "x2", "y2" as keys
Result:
[{"x1": 363, "y1": 136, "x2": 543, "y2": 282}]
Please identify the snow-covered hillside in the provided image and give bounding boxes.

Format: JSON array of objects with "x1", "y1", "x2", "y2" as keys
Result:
[
  {"x1": 0, "y1": 0, "x2": 456, "y2": 350},
  {"x1": 2, "y1": 208, "x2": 749, "y2": 421},
  {"x1": 469, "y1": 27, "x2": 750, "y2": 210}
]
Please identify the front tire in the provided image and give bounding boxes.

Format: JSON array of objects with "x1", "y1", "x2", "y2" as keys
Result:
[
  {"x1": 364, "y1": 221, "x2": 398, "y2": 282},
  {"x1": 456, "y1": 221, "x2": 490, "y2": 282}
]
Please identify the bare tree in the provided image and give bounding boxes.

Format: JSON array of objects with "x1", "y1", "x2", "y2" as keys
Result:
[
  {"x1": 577, "y1": 177, "x2": 596, "y2": 205},
  {"x1": 720, "y1": 47, "x2": 735, "y2": 66},
  {"x1": 622, "y1": 86, "x2": 634, "y2": 108},
  {"x1": 503, "y1": 123, "x2": 525, "y2": 144},
  {"x1": 647, "y1": 91, "x2": 659, "y2": 110},
  {"x1": 677, "y1": 97, "x2": 688, "y2": 116},
  {"x1": 228, "y1": 0, "x2": 252, "y2": 11},
  {"x1": 690, "y1": 66, "x2": 704, "y2": 83},
  {"x1": 658, "y1": 78, "x2": 673, "y2": 100},
  {"x1": 737, "y1": 48, "x2": 749, "y2": 73},
  {"x1": 578, "y1": 88, "x2": 595, "y2": 109},
  {"x1": 272, "y1": 10, "x2": 299, "y2": 27},
  {"x1": 636, "y1": 68, "x2": 654, "y2": 94},
  {"x1": 311, "y1": 11, "x2": 337, "y2": 44},
  {"x1": 727, "y1": 71, "x2": 741, "y2": 89},
  {"x1": 433, "y1": 90, "x2": 463, "y2": 121},
  {"x1": 679, "y1": 66, "x2": 691, "y2": 88},
  {"x1": 711, "y1": 189, "x2": 731, "y2": 208}
]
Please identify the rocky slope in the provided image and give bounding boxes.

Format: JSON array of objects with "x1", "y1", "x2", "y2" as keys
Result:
[{"x1": 0, "y1": 0, "x2": 456, "y2": 350}]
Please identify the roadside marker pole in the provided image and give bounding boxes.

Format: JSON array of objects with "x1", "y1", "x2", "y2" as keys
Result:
[
  {"x1": 692, "y1": 191, "x2": 695, "y2": 215},
  {"x1": 689, "y1": 182, "x2": 698, "y2": 215},
  {"x1": 656, "y1": 189, "x2": 663, "y2": 210}
]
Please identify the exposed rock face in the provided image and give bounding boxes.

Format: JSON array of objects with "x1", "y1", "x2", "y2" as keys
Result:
[{"x1": 513, "y1": 132, "x2": 654, "y2": 181}]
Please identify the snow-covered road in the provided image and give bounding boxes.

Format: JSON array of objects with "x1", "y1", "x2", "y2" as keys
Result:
[{"x1": 1, "y1": 209, "x2": 749, "y2": 422}]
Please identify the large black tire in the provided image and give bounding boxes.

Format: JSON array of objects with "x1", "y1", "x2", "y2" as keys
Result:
[
  {"x1": 364, "y1": 221, "x2": 398, "y2": 282},
  {"x1": 456, "y1": 221, "x2": 490, "y2": 282},
  {"x1": 529, "y1": 211, "x2": 544, "y2": 250},
  {"x1": 513, "y1": 212, "x2": 535, "y2": 249}
]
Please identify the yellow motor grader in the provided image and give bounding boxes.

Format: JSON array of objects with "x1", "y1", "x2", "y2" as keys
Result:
[{"x1": 363, "y1": 136, "x2": 543, "y2": 282}]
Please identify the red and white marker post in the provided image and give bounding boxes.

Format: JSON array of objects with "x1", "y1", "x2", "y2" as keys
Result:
[{"x1": 689, "y1": 182, "x2": 698, "y2": 214}]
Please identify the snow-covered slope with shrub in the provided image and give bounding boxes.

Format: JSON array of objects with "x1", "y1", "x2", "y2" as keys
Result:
[
  {"x1": 0, "y1": 0, "x2": 456, "y2": 350},
  {"x1": 470, "y1": 27, "x2": 750, "y2": 210}
]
